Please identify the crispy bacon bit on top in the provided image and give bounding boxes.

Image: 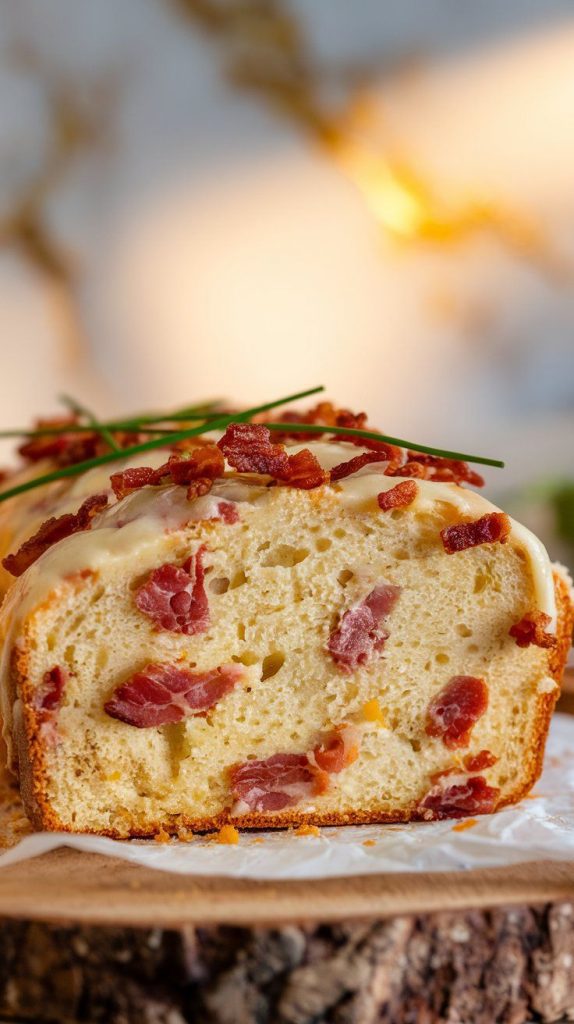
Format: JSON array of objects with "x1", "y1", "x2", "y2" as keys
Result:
[
  {"x1": 230, "y1": 753, "x2": 327, "y2": 813},
  {"x1": 282, "y1": 447, "x2": 326, "y2": 489},
  {"x1": 34, "y1": 666, "x2": 66, "y2": 713},
  {"x1": 19, "y1": 417, "x2": 150, "y2": 467},
  {"x1": 328, "y1": 583, "x2": 401, "y2": 672},
  {"x1": 403, "y1": 453, "x2": 485, "y2": 488},
  {"x1": 269, "y1": 401, "x2": 369, "y2": 441},
  {"x1": 218, "y1": 423, "x2": 326, "y2": 489},
  {"x1": 110, "y1": 446, "x2": 224, "y2": 501},
  {"x1": 312, "y1": 724, "x2": 360, "y2": 773},
  {"x1": 426, "y1": 676, "x2": 489, "y2": 749},
  {"x1": 509, "y1": 611, "x2": 556, "y2": 649},
  {"x1": 104, "y1": 662, "x2": 242, "y2": 728},
  {"x1": 267, "y1": 402, "x2": 484, "y2": 487},
  {"x1": 18, "y1": 417, "x2": 79, "y2": 463},
  {"x1": 2, "y1": 492, "x2": 109, "y2": 577},
  {"x1": 377, "y1": 480, "x2": 418, "y2": 511},
  {"x1": 135, "y1": 547, "x2": 209, "y2": 634},
  {"x1": 330, "y1": 451, "x2": 396, "y2": 482},
  {"x1": 110, "y1": 466, "x2": 157, "y2": 498},
  {"x1": 441, "y1": 512, "x2": 511, "y2": 554},
  {"x1": 420, "y1": 776, "x2": 500, "y2": 820},
  {"x1": 464, "y1": 749, "x2": 498, "y2": 772}
]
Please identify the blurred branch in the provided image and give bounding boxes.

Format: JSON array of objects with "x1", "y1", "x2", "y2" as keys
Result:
[
  {"x1": 173, "y1": 0, "x2": 574, "y2": 284},
  {"x1": 0, "y1": 86, "x2": 107, "y2": 364}
]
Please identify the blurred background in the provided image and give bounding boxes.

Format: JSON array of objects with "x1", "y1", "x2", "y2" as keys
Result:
[{"x1": 0, "y1": 0, "x2": 573, "y2": 563}]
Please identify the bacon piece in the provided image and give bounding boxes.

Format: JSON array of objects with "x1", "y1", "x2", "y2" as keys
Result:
[
  {"x1": 110, "y1": 466, "x2": 158, "y2": 499},
  {"x1": 509, "y1": 611, "x2": 556, "y2": 649},
  {"x1": 312, "y1": 724, "x2": 360, "y2": 773},
  {"x1": 105, "y1": 662, "x2": 242, "y2": 728},
  {"x1": 217, "y1": 501, "x2": 239, "y2": 524},
  {"x1": 18, "y1": 417, "x2": 79, "y2": 463},
  {"x1": 269, "y1": 402, "x2": 370, "y2": 442},
  {"x1": 464, "y1": 749, "x2": 498, "y2": 772},
  {"x1": 34, "y1": 666, "x2": 66, "y2": 713},
  {"x1": 426, "y1": 676, "x2": 489, "y2": 749},
  {"x1": 2, "y1": 492, "x2": 108, "y2": 577},
  {"x1": 218, "y1": 424, "x2": 326, "y2": 489},
  {"x1": 219, "y1": 423, "x2": 290, "y2": 476},
  {"x1": 391, "y1": 461, "x2": 428, "y2": 479},
  {"x1": 19, "y1": 417, "x2": 150, "y2": 468},
  {"x1": 327, "y1": 583, "x2": 401, "y2": 672},
  {"x1": 441, "y1": 512, "x2": 511, "y2": 554},
  {"x1": 110, "y1": 446, "x2": 224, "y2": 501},
  {"x1": 420, "y1": 776, "x2": 500, "y2": 820},
  {"x1": 377, "y1": 480, "x2": 418, "y2": 511},
  {"x1": 230, "y1": 752, "x2": 326, "y2": 812},
  {"x1": 135, "y1": 547, "x2": 209, "y2": 634},
  {"x1": 405, "y1": 453, "x2": 484, "y2": 488},
  {"x1": 283, "y1": 448, "x2": 327, "y2": 489},
  {"x1": 331, "y1": 451, "x2": 392, "y2": 482}
]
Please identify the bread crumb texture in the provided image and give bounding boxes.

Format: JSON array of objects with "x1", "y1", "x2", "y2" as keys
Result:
[{"x1": 5, "y1": 483, "x2": 572, "y2": 836}]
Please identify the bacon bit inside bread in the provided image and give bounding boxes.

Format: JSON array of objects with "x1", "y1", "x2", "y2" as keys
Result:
[
  {"x1": 327, "y1": 583, "x2": 401, "y2": 672},
  {"x1": 509, "y1": 610, "x2": 556, "y2": 649},
  {"x1": 420, "y1": 776, "x2": 499, "y2": 820},
  {"x1": 135, "y1": 548, "x2": 209, "y2": 635},
  {"x1": 426, "y1": 676, "x2": 489, "y2": 750},
  {"x1": 440, "y1": 512, "x2": 511, "y2": 554},
  {"x1": 104, "y1": 662, "x2": 243, "y2": 728},
  {"x1": 464, "y1": 750, "x2": 498, "y2": 772}
]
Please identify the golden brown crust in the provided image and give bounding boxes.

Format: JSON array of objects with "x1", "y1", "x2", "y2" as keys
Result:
[{"x1": 10, "y1": 571, "x2": 574, "y2": 837}]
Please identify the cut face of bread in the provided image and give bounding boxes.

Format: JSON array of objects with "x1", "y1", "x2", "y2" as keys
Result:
[{"x1": 0, "y1": 439, "x2": 571, "y2": 836}]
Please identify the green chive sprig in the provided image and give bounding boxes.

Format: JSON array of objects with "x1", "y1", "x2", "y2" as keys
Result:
[{"x1": 0, "y1": 385, "x2": 503, "y2": 505}]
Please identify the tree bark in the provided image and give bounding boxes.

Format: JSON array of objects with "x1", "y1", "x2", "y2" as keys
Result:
[{"x1": 0, "y1": 903, "x2": 574, "y2": 1023}]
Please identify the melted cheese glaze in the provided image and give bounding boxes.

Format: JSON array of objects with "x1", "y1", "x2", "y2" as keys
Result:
[{"x1": 0, "y1": 440, "x2": 557, "y2": 631}]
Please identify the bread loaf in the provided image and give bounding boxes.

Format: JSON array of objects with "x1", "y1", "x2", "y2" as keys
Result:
[{"x1": 0, "y1": 411, "x2": 571, "y2": 836}]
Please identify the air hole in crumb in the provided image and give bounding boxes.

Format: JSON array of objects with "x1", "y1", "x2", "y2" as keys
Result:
[
  {"x1": 392, "y1": 548, "x2": 409, "y2": 560},
  {"x1": 474, "y1": 571, "x2": 489, "y2": 594},
  {"x1": 390, "y1": 510, "x2": 404, "y2": 521},
  {"x1": 468, "y1": 643, "x2": 479, "y2": 653},
  {"x1": 315, "y1": 537, "x2": 332, "y2": 552},
  {"x1": 232, "y1": 651, "x2": 259, "y2": 667},
  {"x1": 337, "y1": 568, "x2": 354, "y2": 587},
  {"x1": 96, "y1": 648, "x2": 109, "y2": 671},
  {"x1": 262, "y1": 545, "x2": 309, "y2": 568},
  {"x1": 334, "y1": 528, "x2": 347, "y2": 539},
  {"x1": 435, "y1": 652, "x2": 449, "y2": 665},
  {"x1": 409, "y1": 739, "x2": 421, "y2": 753},
  {"x1": 209, "y1": 576, "x2": 230, "y2": 595},
  {"x1": 424, "y1": 661, "x2": 432, "y2": 672},
  {"x1": 64, "y1": 645, "x2": 76, "y2": 668},
  {"x1": 237, "y1": 622, "x2": 246, "y2": 641},
  {"x1": 230, "y1": 570, "x2": 247, "y2": 590},
  {"x1": 457, "y1": 624, "x2": 473, "y2": 637},
  {"x1": 260, "y1": 652, "x2": 285, "y2": 681},
  {"x1": 47, "y1": 632, "x2": 56, "y2": 652}
]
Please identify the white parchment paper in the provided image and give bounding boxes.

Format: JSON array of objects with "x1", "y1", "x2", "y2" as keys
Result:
[{"x1": 1, "y1": 714, "x2": 574, "y2": 879}]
